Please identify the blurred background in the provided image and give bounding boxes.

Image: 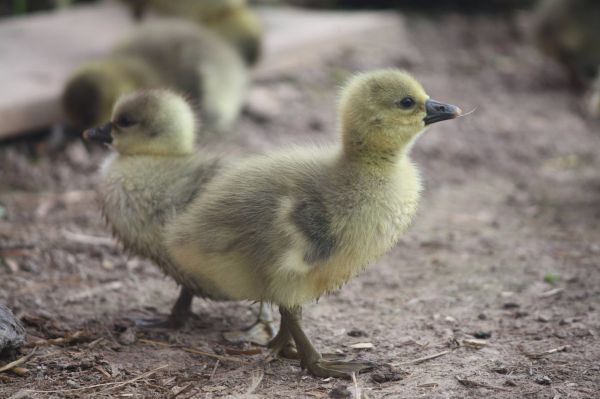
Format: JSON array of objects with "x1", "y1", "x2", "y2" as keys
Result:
[{"x1": 0, "y1": 1, "x2": 598, "y2": 397}]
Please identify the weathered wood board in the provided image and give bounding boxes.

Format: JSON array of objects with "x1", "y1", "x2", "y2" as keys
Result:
[{"x1": 0, "y1": 1, "x2": 399, "y2": 138}]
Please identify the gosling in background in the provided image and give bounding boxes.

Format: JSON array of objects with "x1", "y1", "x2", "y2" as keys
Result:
[
  {"x1": 122, "y1": 0, "x2": 263, "y2": 66},
  {"x1": 83, "y1": 90, "x2": 274, "y2": 342},
  {"x1": 165, "y1": 70, "x2": 463, "y2": 377},
  {"x1": 63, "y1": 20, "x2": 248, "y2": 135},
  {"x1": 533, "y1": 0, "x2": 600, "y2": 91}
]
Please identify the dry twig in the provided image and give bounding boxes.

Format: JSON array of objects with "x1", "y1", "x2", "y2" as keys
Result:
[
  {"x1": 519, "y1": 344, "x2": 569, "y2": 359},
  {"x1": 31, "y1": 364, "x2": 169, "y2": 393},
  {"x1": 463, "y1": 339, "x2": 488, "y2": 349},
  {"x1": 0, "y1": 243, "x2": 34, "y2": 257},
  {"x1": 539, "y1": 288, "x2": 564, "y2": 298},
  {"x1": 24, "y1": 330, "x2": 88, "y2": 347},
  {"x1": 0, "y1": 348, "x2": 36, "y2": 373},
  {"x1": 352, "y1": 372, "x2": 361, "y2": 399},
  {"x1": 209, "y1": 360, "x2": 220, "y2": 380},
  {"x1": 455, "y1": 375, "x2": 511, "y2": 391},
  {"x1": 395, "y1": 349, "x2": 452, "y2": 366},
  {"x1": 62, "y1": 230, "x2": 114, "y2": 247},
  {"x1": 170, "y1": 383, "x2": 194, "y2": 399},
  {"x1": 224, "y1": 347, "x2": 263, "y2": 356},
  {"x1": 244, "y1": 370, "x2": 264, "y2": 396},
  {"x1": 139, "y1": 338, "x2": 244, "y2": 363},
  {"x1": 9, "y1": 367, "x2": 29, "y2": 376}
]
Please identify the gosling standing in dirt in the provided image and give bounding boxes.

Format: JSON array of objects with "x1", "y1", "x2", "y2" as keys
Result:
[
  {"x1": 63, "y1": 20, "x2": 247, "y2": 134},
  {"x1": 84, "y1": 90, "x2": 274, "y2": 341},
  {"x1": 165, "y1": 70, "x2": 462, "y2": 377}
]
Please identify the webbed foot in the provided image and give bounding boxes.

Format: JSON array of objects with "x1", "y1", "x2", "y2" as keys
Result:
[
  {"x1": 224, "y1": 302, "x2": 276, "y2": 346},
  {"x1": 278, "y1": 305, "x2": 375, "y2": 379},
  {"x1": 303, "y1": 358, "x2": 376, "y2": 378},
  {"x1": 267, "y1": 323, "x2": 298, "y2": 359}
]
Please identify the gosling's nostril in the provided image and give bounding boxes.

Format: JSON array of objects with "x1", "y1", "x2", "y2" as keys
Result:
[{"x1": 98, "y1": 122, "x2": 113, "y2": 134}]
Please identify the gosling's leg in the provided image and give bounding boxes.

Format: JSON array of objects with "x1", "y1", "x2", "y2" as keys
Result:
[
  {"x1": 165, "y1": 287, "x2": 194, "y2": 328},
  {"x1": 280, "y1": 306, "x2": 375, "y2": 378},
  {"x1": 136, "y1": 287, "x2": 193, "y2": 329},
  {"x1": 267, "y1": 315, "x2": 298, "y2": 359},
  {"x1": 223, "y1": 302, "x2": 276, "y2": 346}
]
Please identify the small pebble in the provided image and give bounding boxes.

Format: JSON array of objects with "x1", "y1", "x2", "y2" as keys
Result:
[
  {"x1": 473, "y1": 331, "x2": 492, "y2": 339},
  {"x1": 347, "y1": 329, "x2": 368, "y2": 338},
  {"x1": 514, "y1": 311, "x2": 529, "y2": 318},
  {"x1": 349, "y1": 342, "x2": 374, "y2": 349},
  {"x1": 371, "y1": 370, "x2": 404, "y2": 383},
  {"x1": 66, "y1": 379, "x2": 79, "y2": 388},
  {"x1": 117, "y1": 328, "x2": 136, "y2": 346},
  {"x1": 535, "y1": 314, "x2": 551, "y2": 322},
  {"x1": 329, "y1": 385, "x2": 351, "y2": 398},
  {"x1": 535, "y1": 375, "x2": 552, "y2": 385},
  {"x1": 492, "y1": 365, "x2": 509, "y2": 375}
]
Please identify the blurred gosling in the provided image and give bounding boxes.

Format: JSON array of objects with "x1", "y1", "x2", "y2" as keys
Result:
[
  {"x1": 165, "y1": 70, "x2": 463, "y2": 378},
  {"x1": 123, "y1": 0, "x2": 263, "y2": 65},
  {"x1": 533, "y1": 0, "x2": 600, "y2": 88},
  {"x1": 63, "y1": 20, "x2": 248, "y2": 135}
]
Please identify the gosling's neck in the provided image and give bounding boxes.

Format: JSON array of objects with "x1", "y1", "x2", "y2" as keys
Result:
[{"x1": 341, "y1": 129, "x2": 415, "y2": 177}]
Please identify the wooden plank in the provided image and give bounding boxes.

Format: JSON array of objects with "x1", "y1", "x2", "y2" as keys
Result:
[
  {"x1": 255, "y1": 6, "x2": 401, "y2": 79},
  {"x1": 0, "y1": 2, "x2": 401, "y2": 138},
  {"x1": 0, "y1": 2, "x2": 134, "y2": 137}
]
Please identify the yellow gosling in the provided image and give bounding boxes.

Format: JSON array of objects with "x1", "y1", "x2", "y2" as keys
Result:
[{"x1": 165, "y1": 69, "x2": 463, "y2": 377}]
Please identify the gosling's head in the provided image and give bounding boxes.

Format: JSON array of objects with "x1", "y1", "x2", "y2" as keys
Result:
[
  {"x1": 62, "y1": 58, "x2": 153, "y2": 129},
  {"x1": 339, "y1": 69, "x2": 461, "y2": 160},
  {"x1": 203, "y1": 2, "x2": 263, "y2": 65},
  {"x1": 83, "y1": 90, "x2": 196, "y2": 156}
]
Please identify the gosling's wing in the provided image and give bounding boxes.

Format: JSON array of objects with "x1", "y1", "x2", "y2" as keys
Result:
[{"x1": 290, "y1": 188, "x2": 337, "y2": 265}]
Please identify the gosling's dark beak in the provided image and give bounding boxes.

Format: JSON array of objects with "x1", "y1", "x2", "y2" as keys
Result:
[
  {"x1": 423, "y1": 99, "x2": 462, "y2": 125},
  {"x1": 83, "y1": 122, "x2": 113, "y2": 144}
]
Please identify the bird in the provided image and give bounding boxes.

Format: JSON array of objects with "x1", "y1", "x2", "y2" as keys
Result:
[
  {"x1": 83, "y1": 89, "x2": 275, "y2": 342},
  {"x1": 121, "y1": 0, "x2": 263, "y2": 66},
  {"x1": 533, "y1": 0, "x2": 600, "y2": 89},
  {"x1": 63, "y1": 20, "x2": 248, "y2": 135},
  {"x1": 164, "y1": 69, "x2": 463, "y2": 378}
]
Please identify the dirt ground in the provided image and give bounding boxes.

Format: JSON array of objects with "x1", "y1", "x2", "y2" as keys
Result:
[{"x1": 1, "y1": 9, "x2": 599, "y2": 399}]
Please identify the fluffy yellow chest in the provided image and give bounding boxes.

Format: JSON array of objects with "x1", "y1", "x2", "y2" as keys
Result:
[
  {"x1": 100, "y1": 157, "x2": 173, "y2": 262},
  {"x1": 271, "y1": 159, "x2": 422, "y2": 306}
]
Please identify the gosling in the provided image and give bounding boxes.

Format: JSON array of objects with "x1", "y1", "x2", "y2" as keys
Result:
[
  {"x1": 165, "y1": 70, "x2": 462, "y2": 377},
  {"x1": 533, "y1": 0, "x2": 600, "y2": 88},
  {"x1": 84, "y1": 90, "x2": 274, "y2": 340},
  {"x1": 63, "y1": 20, "x2": 248, "y2": 134},
  {"x1": 122, "y1": 0, "x2": 263, "y2": 65}
]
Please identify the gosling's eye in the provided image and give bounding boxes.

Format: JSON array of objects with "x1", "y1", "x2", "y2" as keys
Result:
[
  {"x1": 395, "y1": 96, "x2": 415, "y2": 109},
  {"x1": 116, "y1": 113, "x2": 137, "y2": 128}
]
